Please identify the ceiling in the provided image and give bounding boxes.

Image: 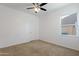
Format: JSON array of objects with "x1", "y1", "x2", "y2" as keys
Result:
[{"x1": 0, "y1": 3, "x2": 70, "y2": 16}]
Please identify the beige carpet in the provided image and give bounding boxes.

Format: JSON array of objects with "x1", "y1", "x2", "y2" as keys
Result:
[{"x1": 0, "y1": 40, "x2": 79, "y2": 56}]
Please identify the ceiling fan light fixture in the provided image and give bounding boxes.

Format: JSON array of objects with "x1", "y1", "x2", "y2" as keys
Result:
[
  {"x1": 27, "y1": 3, "x2": 47, "y2": 13},
  {"x1": 34, "y1": 7, "x2": 40, "y2": 13}
]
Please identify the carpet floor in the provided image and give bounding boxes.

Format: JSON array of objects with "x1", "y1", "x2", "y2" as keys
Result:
[{"x1": 0, "y1": 40, "x2": 79, "y2": 56}]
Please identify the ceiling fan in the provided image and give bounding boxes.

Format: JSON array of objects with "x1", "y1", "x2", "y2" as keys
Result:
[{"x1": 27, "y1": 3, "x2": 47, "y2": 13}]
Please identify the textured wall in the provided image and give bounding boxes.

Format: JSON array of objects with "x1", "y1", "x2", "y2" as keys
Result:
[{"x1": 0, "y1": 5, "x2": 39, "y2": 48}]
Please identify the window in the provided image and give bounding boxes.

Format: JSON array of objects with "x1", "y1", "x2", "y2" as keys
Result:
[{"x1": 61, "y1": 13, "x2": 77, "y2": 35}]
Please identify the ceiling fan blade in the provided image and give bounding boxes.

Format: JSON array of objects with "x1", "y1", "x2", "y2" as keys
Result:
[
  {"x1": 36, "y1": 3, "x2": 39, "y2": 5},
  {"x1": 40, "y1": 8, "x2": 47, "y2": 11},
  {"x1": 27, "y1": 7, "x2": 34, "y2": 9},
  {"x1": 40, "y1": 3, "x2": 47, "y2": 6},
  {"x1": 32, "y1": 3, "x2": 36, "y2": 5}
]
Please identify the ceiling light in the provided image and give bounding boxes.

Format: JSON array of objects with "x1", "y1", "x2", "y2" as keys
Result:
[
  {"x1": 27, "y1": 3, "x2": 47, "y2": 13},
  {"x1": 34, "y1": 7, "x2": 40, "y2": 13}
]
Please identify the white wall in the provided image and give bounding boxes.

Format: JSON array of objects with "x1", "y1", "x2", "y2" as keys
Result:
[
  {"x1": 40, "y1": 4, "x2": 79, "y2": 51},
  {"x1": 0, "y1": 5, "x2": 39, "y2": 48}
]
